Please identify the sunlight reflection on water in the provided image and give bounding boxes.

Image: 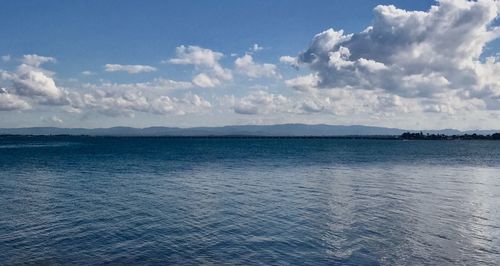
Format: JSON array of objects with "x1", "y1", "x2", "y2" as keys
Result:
[{"x1": 0, "y1": 137, "x2": 499, "y2": 265}]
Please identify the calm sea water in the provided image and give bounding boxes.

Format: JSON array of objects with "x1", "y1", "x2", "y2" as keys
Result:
[{"x1": 0, "y1": 136, "x2": 499, "y2": 265}]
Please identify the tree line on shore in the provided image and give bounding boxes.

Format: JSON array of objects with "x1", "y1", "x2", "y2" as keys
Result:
[{"x1": 400, "y1": 132, "x2": 500, "y2": 140}]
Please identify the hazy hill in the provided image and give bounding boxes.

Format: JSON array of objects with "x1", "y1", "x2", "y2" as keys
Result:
[{"x1": 0, "y1": 124, "x2": 498, "y2": 136}]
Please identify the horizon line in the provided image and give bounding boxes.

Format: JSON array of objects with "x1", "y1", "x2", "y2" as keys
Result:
[{"x1": 0, "y1": 123, "x2": 499, "y2": 132}]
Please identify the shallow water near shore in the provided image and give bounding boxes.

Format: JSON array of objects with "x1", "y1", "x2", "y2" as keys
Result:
[{"x1": 1, "y1": 136, "x2": 499, "y2": 265}]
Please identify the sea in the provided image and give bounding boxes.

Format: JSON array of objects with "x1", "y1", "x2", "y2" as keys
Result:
[{"x1": 0, "y1": 136, "x2": 499, "y2": 265}]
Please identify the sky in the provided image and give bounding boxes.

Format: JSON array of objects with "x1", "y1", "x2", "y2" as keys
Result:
[{"x1": 1, "y1": 0, "x2": 499, "y2": 129}]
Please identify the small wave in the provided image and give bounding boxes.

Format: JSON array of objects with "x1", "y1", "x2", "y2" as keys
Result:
[{"x1": 0, "y1": 142, "x2": 78, "y2": 149}]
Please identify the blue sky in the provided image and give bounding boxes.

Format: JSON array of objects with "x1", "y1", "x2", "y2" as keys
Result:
[
  {"x1": 1, "y1": 0, "x2": 499, "y2": 129},
  {"x1": 1, "y1": 0, "x2": 435, "y2": 77}
]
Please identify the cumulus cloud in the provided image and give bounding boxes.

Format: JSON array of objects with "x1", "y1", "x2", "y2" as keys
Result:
[
  {"x1": 168, "y1": 45, "x2": 223, "y2": 67},
  {"x1": 234, "y1": 54, "x2": 280, "y2": 78},
  {"x1": 0, "y1": 88, "x2": 30, "y2": 111},
  {"x1": 285, "y1": 74, "x2": 319, "y2": 92},
  {"x1": 295, "y1": 88, "x2": 420, "y2": 115},
  {"x1": 61, "y1": 77, "x2": 207, "y2": 117},
  {"x1": 0, "y1": 57, "x2": 205, "y2": 117},
  {"x1": 167, "y1": 45, "x2": 232, "y2": 87},
  {"x1": 21, "y1": 54, "x2": 56, "y2": 67},
  {"x1": 80, "y1": 90, "x2": 154, "y2": 116},
  {"x1": 0, "y1": 54, "x2": 68, "y2": 106},
  {"x1": 279, "y1": 55, "x2": 299, "y2": 69},
  {"x1": 223, "y1": 85, "x2": 481, "y2": 118},
  {"x1": 300, "y1": 100, "x2": 324, "y2": 113},
  {"x1": 5, "y1": 64, "x2": 67, "y2": 105},
  {"x1": 192, "y1": 73, "x2": 220, "y2": 88},
  {"x1": 2, "y1": 1, "x2": 500, "y2": 129},
  {"x1": 231, "y1": 90, "x2": 289, "y2": 115},
  {"x1": 288, "y1": 84, "x2": 488, "y2": 117},
  {"x1": 296, "y1": 0, "x2": 500, "y2": 110},
  {"x1": 1, "y1": 58, "x2": 74, "y2": 109},
  {"x1": 77, "y1": 89, "x2": 211, "y2": 117},
  {"x1": 82, "y1": 78, "x2": 193, "y2": 92},
  {"x1": 104, "y1": 64, "x2": 157, "y2": 74},
  {"x1": 180, "y1": 92, "x2": 212, "y2": 109}
]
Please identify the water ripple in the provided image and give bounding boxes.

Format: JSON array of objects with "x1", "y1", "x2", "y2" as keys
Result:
[{"x1": 0, "y1": 137, "x2": 500, "y2": 265}]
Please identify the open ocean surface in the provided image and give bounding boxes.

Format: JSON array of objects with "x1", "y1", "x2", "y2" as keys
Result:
[{"x1": 1, "y1": 136, "x2": 499, "y2": 265}]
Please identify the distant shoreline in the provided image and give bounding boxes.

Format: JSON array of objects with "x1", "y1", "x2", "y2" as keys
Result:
[
  {"x1": 1, "y1": 134, "x2": 499, "y2": 140},
  {"x1": 0, "y1": 124, "x2": 499, "y2": 138},
  {"x1": 400, "y1": 132, "x2": 500, "y2": 140},
  {"x1": 0, "y1": 134, "x2": 399, "y2": 139}
]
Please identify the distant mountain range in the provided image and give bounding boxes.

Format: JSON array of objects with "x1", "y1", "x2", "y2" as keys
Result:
[{"x1": 0, "y1": 124, "x2": 498, "y2": 136}]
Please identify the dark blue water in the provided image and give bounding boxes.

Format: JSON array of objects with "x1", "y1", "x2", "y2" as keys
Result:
[{"x1": 1, "y1": 137, "x2": 499, "y2": 265}]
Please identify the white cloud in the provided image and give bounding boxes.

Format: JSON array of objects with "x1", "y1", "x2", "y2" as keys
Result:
[
  {"x1": 296, "y1": 88, "x2": 420, "y2": 115},
  {"x1": 1, "y1": 1, "x2": 499, "y2": 130},
  {"x1": 0, "y1": 88, "x2": 30, "y2": 111},
  {"x1": 290, "y1": 85, "x2": 488, "y2": 117},
  {"x1": 168, "y1": 45, "x2": 232, "y2": 87},
  {"x1": 180, "y1": 92, "x2": 212, "y2": 109},
  {"x1": 21, "y1": 54, "x2": 56, "y2": 67},
  {"x1": 104, "y1": 64, "x2": 157, "y2": 74},
  {"x1": 77, "y1": 89, "x2": 211, "y2": 117},
  {"x1": 192, "y1": 73, "x2": 220, "y2": 88},
  {"x1": 81, "y1": 90, "x2": 151, "y2": 116},
  {"x1": 285, "y1": 74, "x2": 319, "y2": 92},
  {"x1": 168, "y1": 45, "x2": 223, "y2": 67},
  {"x1": 0, "y1": 57, "x2": 204, "y2": 117},
  {"x1": 232, "y1": 90, "x2": 289, "y2": 115},
  {"x1": 82, "y1": 78, "x2": 193, "y2": 92},
  {"x1": 234, "y1": 54, "x2": 280, "y2": 79},
  {"x1": 279, "y1": 55, "x2": 299, "y2": 69},
  {"x1": 301, "y1": 100, "x2": 324, "y2": 113},
  {"x1": 6, "y1": 64, "x2": 67, "y2": 105},
  {"x1": 297, "y1": 0, "x2": 500, "y2": 110},
  {"x1": 250, "y1": 43, "x2": 264, "y2": 52},
  {"x1": 62, "y1": 76, "x2": 208, "y2": 117},
  {"x1": 224, "y1": 83, "x2": 485, "y2": 119},
  {"x1": 149, "y1": 96, "x2": 175, "y2": 114}
]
